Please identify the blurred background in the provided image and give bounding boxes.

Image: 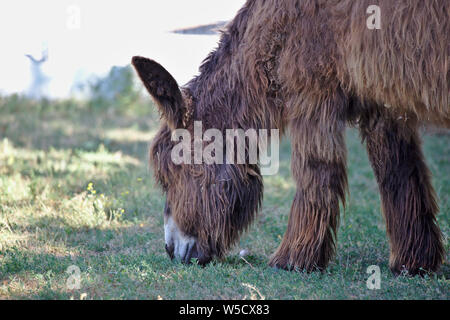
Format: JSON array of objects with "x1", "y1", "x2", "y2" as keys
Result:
[{"x1": 0, "y1": 0, "x2": 245, "y2": 99}]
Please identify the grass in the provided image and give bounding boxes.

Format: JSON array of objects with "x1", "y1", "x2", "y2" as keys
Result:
[{"x1": 0, "y1": 93, "x2": 448, "y2": 300}]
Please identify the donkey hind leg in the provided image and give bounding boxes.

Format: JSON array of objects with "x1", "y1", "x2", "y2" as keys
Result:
[
  {"x1": 269, "y1": 92, "x2": 348, "y2": 272},
  {"x1": 360, "y1": 107, "x2": 444, "y2": 276}
]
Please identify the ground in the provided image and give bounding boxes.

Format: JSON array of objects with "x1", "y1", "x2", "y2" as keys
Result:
[{"x1": 0, "y1": 94, "x2": 448, "y2": 300}]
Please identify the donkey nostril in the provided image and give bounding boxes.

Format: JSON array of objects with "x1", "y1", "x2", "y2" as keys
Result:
[{"x1": 165, "y1": 244, "x2": 174, "y2": 260}]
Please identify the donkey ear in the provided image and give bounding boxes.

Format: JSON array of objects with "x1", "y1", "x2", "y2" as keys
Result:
[{"x1": 132, "y1": 56, "x2": 183, "y2": 128}]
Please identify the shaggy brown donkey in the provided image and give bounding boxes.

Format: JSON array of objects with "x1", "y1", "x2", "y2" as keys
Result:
[{"x1": 132, "y1": 0, "x2": 448, "y2": 275}]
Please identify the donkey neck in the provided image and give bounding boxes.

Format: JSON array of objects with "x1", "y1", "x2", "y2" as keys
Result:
[{"x1": 186, "y1": 2, "x2": 286, "y2": 133}]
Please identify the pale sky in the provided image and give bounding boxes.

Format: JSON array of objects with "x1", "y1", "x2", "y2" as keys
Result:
[{"x1": 0, "y1": 0, "x2": 246, "y2": 97}]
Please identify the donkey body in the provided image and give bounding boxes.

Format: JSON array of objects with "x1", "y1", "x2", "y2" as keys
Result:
[{"x1": 133, "y1": 0, "x2": 448, "y2": 275}]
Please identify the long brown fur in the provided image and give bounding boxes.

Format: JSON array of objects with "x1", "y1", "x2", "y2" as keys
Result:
[{"x1": 133, "y1": 0, "x2": 448, "y2": 275}]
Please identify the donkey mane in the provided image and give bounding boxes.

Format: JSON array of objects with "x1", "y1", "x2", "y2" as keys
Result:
[{"x1": 185, "y1": 0, "x2": 287, "y2": 134}]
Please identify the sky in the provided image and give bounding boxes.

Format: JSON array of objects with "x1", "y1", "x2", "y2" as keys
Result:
[{"x1": 0, "y1": 0, "x2": 246, "y2": 97}]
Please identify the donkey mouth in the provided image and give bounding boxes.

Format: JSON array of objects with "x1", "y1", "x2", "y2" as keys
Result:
[
  {"x1": 164, "y1": 241, "x2": 199, "y2": 264},
  {"x1": 164, "y1": 215, "x2": 211, "y2": 265}
]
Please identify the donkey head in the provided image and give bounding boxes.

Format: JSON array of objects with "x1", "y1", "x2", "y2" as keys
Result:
[{"x1": 132, "y1": 56, "x2": 263, "y2": 265}]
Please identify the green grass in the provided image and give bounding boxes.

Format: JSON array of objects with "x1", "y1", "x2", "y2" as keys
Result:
[{"x1": 0, "y1": 94, "x2": 448, "y2": 300}]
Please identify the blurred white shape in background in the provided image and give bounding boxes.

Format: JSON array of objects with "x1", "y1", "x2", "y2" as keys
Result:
[{"x1": 25, "y1": 46, "x2": 50, "y2": 99}]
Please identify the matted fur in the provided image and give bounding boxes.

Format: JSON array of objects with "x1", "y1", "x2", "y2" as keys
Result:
[{"x1": 134, "y1": 0, "x2": 448, "y2": 275}]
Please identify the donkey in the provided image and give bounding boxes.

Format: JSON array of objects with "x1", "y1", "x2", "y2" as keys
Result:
[{"x1": 132, "y1": 0, "x2": 448, "y2": 275}]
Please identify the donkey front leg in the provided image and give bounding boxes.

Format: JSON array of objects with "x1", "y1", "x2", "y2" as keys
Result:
[
  {"x1": 270, "y1": 94, "x2": 348, "y2": 272},
  {"x1": 360, "y1": 109, "x2": 444, "y2": 276}
]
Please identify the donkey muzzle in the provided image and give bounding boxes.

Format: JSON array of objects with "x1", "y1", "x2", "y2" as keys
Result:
[{"x1": 164, "y1": 215, "x2": 212, "y2": 265}]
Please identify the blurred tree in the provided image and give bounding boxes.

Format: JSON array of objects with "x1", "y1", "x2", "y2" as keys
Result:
[{"x1": 87, "y1": 65, "x2": 141, "y2": 113}]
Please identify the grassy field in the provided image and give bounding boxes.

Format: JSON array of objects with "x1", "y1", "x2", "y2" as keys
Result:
[{"x1": 0, "y1": 93, "x2": 448, "y2": 300}]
